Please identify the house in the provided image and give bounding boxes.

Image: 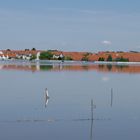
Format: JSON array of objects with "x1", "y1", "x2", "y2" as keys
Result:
[
  {"x1": 53, "y1": 54, "x2": 60, "y2": 59},
  {"x1": 0, "y1": 54, "x2": 9, "y2": 60},
  {"x1": 16, "y1": 54, "x2": 31, "y2": 60},
  {"x1": 0, "y1": 51, "x2": 3, "y2": 55},
  {"x1": 0, "y1": 55, "x2": 2, "y2": 60},
  {"x1": 53, "y1": 53, "x2": 64, "y2": 60},
  {"x1": 16, "y1": 51, "x2": 36, "y2": 60}
]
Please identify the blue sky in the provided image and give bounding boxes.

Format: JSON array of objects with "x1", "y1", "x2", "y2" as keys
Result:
[{"x1": 0, "y1": 0, "x2": 140, "y2": 52}]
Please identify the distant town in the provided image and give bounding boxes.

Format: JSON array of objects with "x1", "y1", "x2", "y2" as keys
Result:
[{"x1": 0, "y1": 48, "x2": 140, "y2": 62}]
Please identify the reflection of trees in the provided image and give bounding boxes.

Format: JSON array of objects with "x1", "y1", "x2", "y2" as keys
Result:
[
  {"x1": 40, "y1": 65, "x2": 53, "y2": 71},
  {"x1": 106, "y1": 64, "x2": 112, "y2": 71},
  {"x1": 115, "y1": 65, "x2": 128, "y2": 70},
  {"x1": 1, "y1": 63, "x2": 140, "y2": 73},
  {"x1": 82, "y1": 65, "x2": 89, "y2": 70},
  {"x1": 98, "y1": 64, "x2": 105, "y2": 70}
]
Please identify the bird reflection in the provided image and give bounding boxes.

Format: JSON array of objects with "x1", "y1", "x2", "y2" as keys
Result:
[
  {"x1": 45, "y1": 88, "x2": 50, "y2": 108},
  {"x1": 111, "y1": 88, "x2": 113, "y2": 107}
]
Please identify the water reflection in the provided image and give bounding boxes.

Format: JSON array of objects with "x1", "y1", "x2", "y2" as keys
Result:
[
  {"x1": 0, "y1": 61, "x2": 139, "y2": 140},
  {"x1": 90, "y1": 119, "x2": 94, "y2": 140},
  {"x1": 90, "y1": 99, "x2": 96, "y2": 140},
  {"x1": 110, "y1": 88, "x2": 113, "y2": 107},
  {"x1": 1, "y1": 63, "x2": 140, "y2": 73}
]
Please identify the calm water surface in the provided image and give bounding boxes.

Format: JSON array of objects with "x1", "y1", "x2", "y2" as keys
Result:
[{"x1": 0, "y1": 63, "x2": 140, "y2": 140}]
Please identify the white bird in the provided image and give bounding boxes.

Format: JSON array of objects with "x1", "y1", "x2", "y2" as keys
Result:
[{"x1": 45, "y1": 88, "x2": 50, "y2": 108}]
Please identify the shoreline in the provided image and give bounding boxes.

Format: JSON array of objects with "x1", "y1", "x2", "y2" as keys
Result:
[
  {"x1": 0, "y1": 59, "x2": 140, "y2": 66},
  {"x1": 94, "y1": 61, "x2": 140, "y2": 65},
  {"x1": 1, "y1": 50, "x2": 140, "y2": 62}
]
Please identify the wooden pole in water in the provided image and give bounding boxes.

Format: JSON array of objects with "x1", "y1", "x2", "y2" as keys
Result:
[
  {"x1": 91, "y1": 99, "x2": 93, "y2": 120},
  {"x1": 90, "y1": 99, "x2": 94, "y2": 140}
]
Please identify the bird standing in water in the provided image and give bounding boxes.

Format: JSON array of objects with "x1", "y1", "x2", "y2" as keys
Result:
[{"x1": 45, "y1": 88, "x2": 50, "y2": 108}]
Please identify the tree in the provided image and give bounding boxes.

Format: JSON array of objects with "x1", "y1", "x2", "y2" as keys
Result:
[
  {"x1": 81, "y1": 53, "x2": 90, "y2": 61},
  {"x1": 6, "y1": 49, "x2": 11, "y2": 51},
  {"x1": 64, "y1": 56, "x2": 73, "y2": 61},
  {"x1": 115, "y1": 56, "x2": 129, "y2": 62},
  {"x1": 39, "y1": 51, "x2": 53, "y2": 60},
  {"x1": 106, "y1": 55, "x2": 112, "y2": 61},
  {"x1": 25, "y1": 49, "x2": 29, "y2": 51},
  {"x1": 30, "y1": 54, "x2": 37, "y2": 60},
  {"x1": 32, "y1": 48, "x2": 36, "y2": 51},
  {"x1": 98, "y1": 57, "x2": 105, "y2": 61},
  {"x1": 81, "y1": 56, "x2": 89, "y2": 61}
]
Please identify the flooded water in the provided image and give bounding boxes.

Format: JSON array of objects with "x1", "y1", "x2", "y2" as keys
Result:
[{"x1": 0, "y1": 63, "x2": 140, "y2": 140}]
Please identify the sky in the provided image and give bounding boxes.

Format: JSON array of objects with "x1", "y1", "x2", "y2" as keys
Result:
[{"x1": 0, "y1": 0, "x2": 140, "y2": 52}]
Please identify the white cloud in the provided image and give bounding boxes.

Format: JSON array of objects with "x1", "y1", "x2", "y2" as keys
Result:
[{"x1": 101, "y1": 40, "x2": 112, "y2": 45}]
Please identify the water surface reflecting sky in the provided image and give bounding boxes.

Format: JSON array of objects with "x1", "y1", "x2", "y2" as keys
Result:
[{"x1": 0, "y1": 63, "x2": 140, "y2": 140}]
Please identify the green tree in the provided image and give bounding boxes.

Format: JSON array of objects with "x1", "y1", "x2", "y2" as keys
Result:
[
  {"x1": 6, "y1": 49, "x2": 11, "y2": 51},
  {"x1": 98, "y1": 57, "x2": 105, "y2": 61},
  {"x1": 32, "y1": 48, "x2": 36, "y2": 51},
  {"x1": 25, "y1": 49, "x2": 29, "y2": 51},
  {"x1": 115, "y1": 56, "x2": 129, "y2": 62},
  {"x1": 39, "y1": 51, "x2": 53, "y2": 60},
  {"x1": 64, "y1": 56, "x2": 73, "y2": 61},
  {"x1": 106, "y1": 55, "x2": 112, "y2": 61},
  {"x1": 81, "y1": 53, "x2": 90, "y2": 61},
  {"x1": 81, "y1": 56, "x2": 89, "y2": 61},
  {"x1": 30, "y1": 54, "x2": 37, "y2": 60}
]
